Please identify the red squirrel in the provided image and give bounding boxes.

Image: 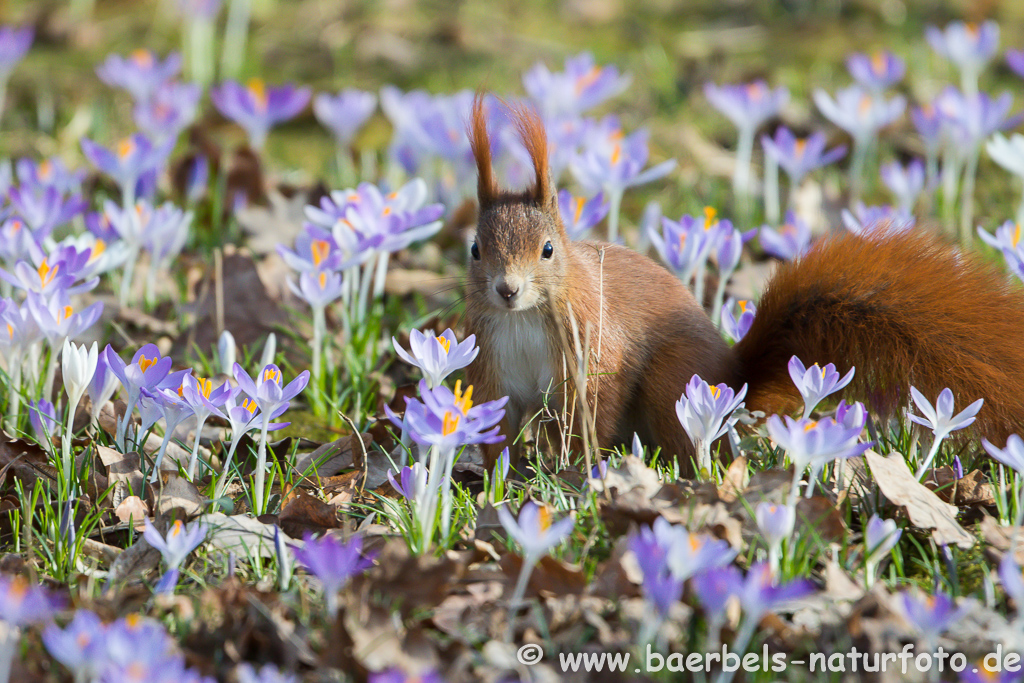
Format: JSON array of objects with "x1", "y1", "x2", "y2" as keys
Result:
[{"x1": 464, "y1": 97, "x2": 1024, "y2": 474}]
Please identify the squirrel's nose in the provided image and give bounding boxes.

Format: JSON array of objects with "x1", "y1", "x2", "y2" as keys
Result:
[{"x1": 495, "y1": 282, "x2": 519, "y2": 302}]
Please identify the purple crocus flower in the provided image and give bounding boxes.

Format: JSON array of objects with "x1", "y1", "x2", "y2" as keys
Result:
[
  {"x1": 704, "y1": 81, "x2": 789, "y2": 134},
  {"x1": 913, "y1": 104, "x2": 945, "y2": 185},
  {"x1": 693, "y1": 564, "x2": 744, "y2": 621},
  {"x1": 720, "y1": 298, "x2": 756, "y2": 343},
  {"x1": 211, "y1": 79, "x2": 311, "y2": 149},
  {"x1": 16, "y1": 157, "x2": 84, "y2": 195},
  {"x1": 935, "y1": 87, "x2": 1019, "y2": 148},
  {"x1": 370, "y1": 669, "x2": 443, "y2": 683},
  {"x1": 846, "y1": 50, "x2": 906, "y2": 92},
  {"x1": 292, "y1": 532, "x2": 375, "y2": 617},
  {"x1": 233, "y1": 363, "x2": 310, "y2": 419},
  {"x1": 43, "y1": 609, "x2": 107, "y2": 682},
  {"x1": 570, "y1": 119, "x2": 676, "y2": 196},
  {"x1": 631, "y1": 517, "x2": 736, "y2": 582},
  {"x1": 313, "y1": 88, "x2": 377, "y2": 145},
  {"x1": 813, "y1": 86, "x2": 905, "y2": 143},
  {"x1": 134, "y1": 81, "x2": 202, "y2": 142},
  {"x1": 1, "y1": 256, "x2": 75, "y2": 297},
  {"x1": 387, "y1": 379, "x2": 507, "y2": 453},
  {"x1": 760, "y1": 211, "x2": 812, "y2": 261},
  {"x1": 143, "y1": 519, "x2": 207, "y2": 569},
  {"x1": 8, "y1": 184, "x2": 86, "y2": 235},
  {"x1": 788, "y1": 355, "x2": 855, "y2": 419},
  {"x1": 0, "y1": 574, "x2": 60, "y2": 625},
  {"x1": 391, "y1": 328, "x2": 479, "y2": 389},
  {"x1": 767, "y1": 415, "x2": 870, "y2": 499},
  {"x1": 841, "y1": 203, "x2": 916, "y2": 235},
  {"x1": 1008, "y1": 49, "x2": 1024, "y2": 79},
  {"x1": 761, "y1": 127, "x2": 846, "y2": 187},
  {"x1": 999, "y1": 551, "x2": 1024, "y2": 613},
  {"x1": 649, "y1": 212, "x2": 714, "y2": 283},
  {"x1": 675, "y1": 374, "x2": 747, "y2": 471},
  {"x1": 80, "y1": 133, "x2": 174, "y2": 204},
  {"x1": 983, "y1": 221, "x2": 1024, "y2": 252},
  {"x1": 909, "y1": 386, "x2": 983, "y2": 442},
  {"x1": 881, "y1": 159, "x2": 926, "y2": 213},
  {"x1": 899, "y1": 588, "x2": 969, "y2": 643},
  {"x1": 276, "y1": 227, "x2": 345, "y2": 273},
  {"x1": 288, "y1": 270, "x2": 344, "y2": 310},
  {"x1": 755, "y1": 501, "x2": 795, "y2": 549},
  {"x1": 104, "y1": 342, "x2": 187, "y2": 449},
  {"x1": 0, "y1": 26, "x2": 33, "y2": 79},
  {"x1": 736, "y1": 561, "x2": 815, "y2": 621},
  {"x1": 387, "y1": 464, "x2": 421, "y2": 500},
  {"x1": 557, "y1": 189, "x2": 609, "y2": 240},
  {"x1": 497, "y1": 500, "x2": 575, "y2": 567},
  {"x1": 98, "y1": 614, "x2": 179, "y2": 678},
  {"x1": 176, "y1": 0, "x2": 224, "y2": 18},
  {"x1": 27, "y1": 398, "x2": 58, "y2": 445},
  {"x1": 864, "y1": 514, "x2": 902, "y2": 561},
  {"x1": 96, "y1": 50, "x2": 182, "y2": 103},
  {"x1": 236, "y1": 663, "x2": 297, "y2": 683},
  {"x1": 523, "y1": 52, "x2": 631, "y2": 119},
  {"x1": 927, "y1": 21, "x2": 1000, "y2": 91},
  {"x1": 26, "y1": 290, "x2": 104, "y2": 347},
  {"x1": 178, "y1": 373, "x2": 231, "y2": 479},
  {"x1": 834, "y1": 399, "x2": 867, "y2": 433}
]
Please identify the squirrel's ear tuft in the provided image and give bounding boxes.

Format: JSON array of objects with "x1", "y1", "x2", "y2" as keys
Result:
[
  {"x1": 511, "y1": 104, "x2": 554, "y2": 209},
  {"x1": 469, "y1": 93, "x2": 498, "y2": 209}
]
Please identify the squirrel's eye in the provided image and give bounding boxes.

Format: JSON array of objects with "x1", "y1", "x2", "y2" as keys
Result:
[
  {"x1": 542, "y1": 241, "x2": 554, "y2": 259},
  {"x1": 471, "y1": 242, "x2": 480, "y2": 260}
]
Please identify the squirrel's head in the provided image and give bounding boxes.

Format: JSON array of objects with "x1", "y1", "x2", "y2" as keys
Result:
[{"x1": 467, "y1": 95, "x2": 571, "y2": 314}]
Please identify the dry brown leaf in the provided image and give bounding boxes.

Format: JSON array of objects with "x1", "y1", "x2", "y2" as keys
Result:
[
  {"x1": 717, "y1": 456, "x2": 749, "y2": 502},
  {"x1": 150, "y1": 473, "x2": 206, "y2": 518},
  {"x1": 864, "y1": 450, "x2": 974, "y2": 549},
  {"x1": 980, "y1": 514, "x2": 1024, "y2": 564},
  {"x1": 499, "y1": 554, "x2": 588, "y2": 598},
  {"x1": 114, "y1": 495, "x2": 150, "y2": 527},
  {"x1": 291, "y1": 433, "x2": 369, "y2": 481},
  {"x1": 924, "y1": 467, "x2": 996, "y2": 507},
  {"x1": 278, "y1": 489, "x2": 340, "y2": 538},
  {"x1": 201, "y1": 512, "x2": 287, "y2": 559}
]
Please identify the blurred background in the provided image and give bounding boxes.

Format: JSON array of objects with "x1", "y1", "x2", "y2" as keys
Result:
[{"x1": 1, "y1": 0, "x2": 1023, "y2": 235}]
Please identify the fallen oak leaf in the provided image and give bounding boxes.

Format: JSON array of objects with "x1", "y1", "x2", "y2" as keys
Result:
[{"x1": 864, "y1": 449, "x2": 974, "y2": 549}]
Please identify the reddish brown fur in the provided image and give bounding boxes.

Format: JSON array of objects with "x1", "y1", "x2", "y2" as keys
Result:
[
  {"x1": 466, "y1": 100, "x2": 1024, "y2": 476},
  {"x1": 465, "y1": 103, "x2": 729, "y2": 474},
  {"x1": 469, "y1": 94, "x2": 497, "y2": 207},
  {"x1": 734, "y1": 228, "x2": 1024, "y2": 442},
  {"x1": 509, "y1": 103, "x2": 552, "y2": 206}
]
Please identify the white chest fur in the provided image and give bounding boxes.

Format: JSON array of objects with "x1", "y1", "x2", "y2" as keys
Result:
[{"x1": 486, "y1": 309, "x2": 555, "y2": 407}]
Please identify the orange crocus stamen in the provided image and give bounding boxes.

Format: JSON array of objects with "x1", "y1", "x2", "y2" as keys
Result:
[
  {"x1": 453, "y1": 380, "x2": 474, "y2": 415},
  {"x1": 169, "y1": 520, "x2": 184, "y2": 537},
  {"x1": 703, "y1": 206, "x2": 717, "y2": 230},
  {"x1": 442, "y1": 411, "x2": 460, "y2": 436},
  {"x1": 610, "y1": 143, "x2": 621, "y2": 166},
  {"x1": 89, "y1": 240, "x2": 106, "y2": 262},
  {"x1": 262, "y1": 367, "x2": 281, "y2": 384},
  {"x1": 311, "y1": 240, "x2": 330, "y2": 267},
  {"x1": 37, "y1": 260, "x2": 59, "y2": 287},
  {"x1": 138, "y1": 355, "x2": 157, "y2": 372},
  {"x1": 131, "y1": 49, "x2": 155, "y2": 68},
  {"x1": 118, "y1": 138, "x2": 135, "y2": 159},
  {"x1": 709, "y1": 385, "x2": 721, "y2": 399},
  {"x1": 242, "y1": 398, "x2": 257, "y2": 414},
  {"x1": 574, "y1": 197, "x2": 585, "y2": 224},
  {"x1": 794, "y1": 138, "x2": 808, "y2": 157},
  {"x1": 537, "y1": 505, "x2": 552, "y2": 531},
  {"x1": 248, "y1": 78, "x2": 268, "y2": 111},
  {"x1": 436, "y1": 335, "x2": 451, "y2": 354}
]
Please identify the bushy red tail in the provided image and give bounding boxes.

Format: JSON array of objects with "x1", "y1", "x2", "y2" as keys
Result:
[{"x1": 733, "y1": 228, "x2": 1024, "y2": 441}]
